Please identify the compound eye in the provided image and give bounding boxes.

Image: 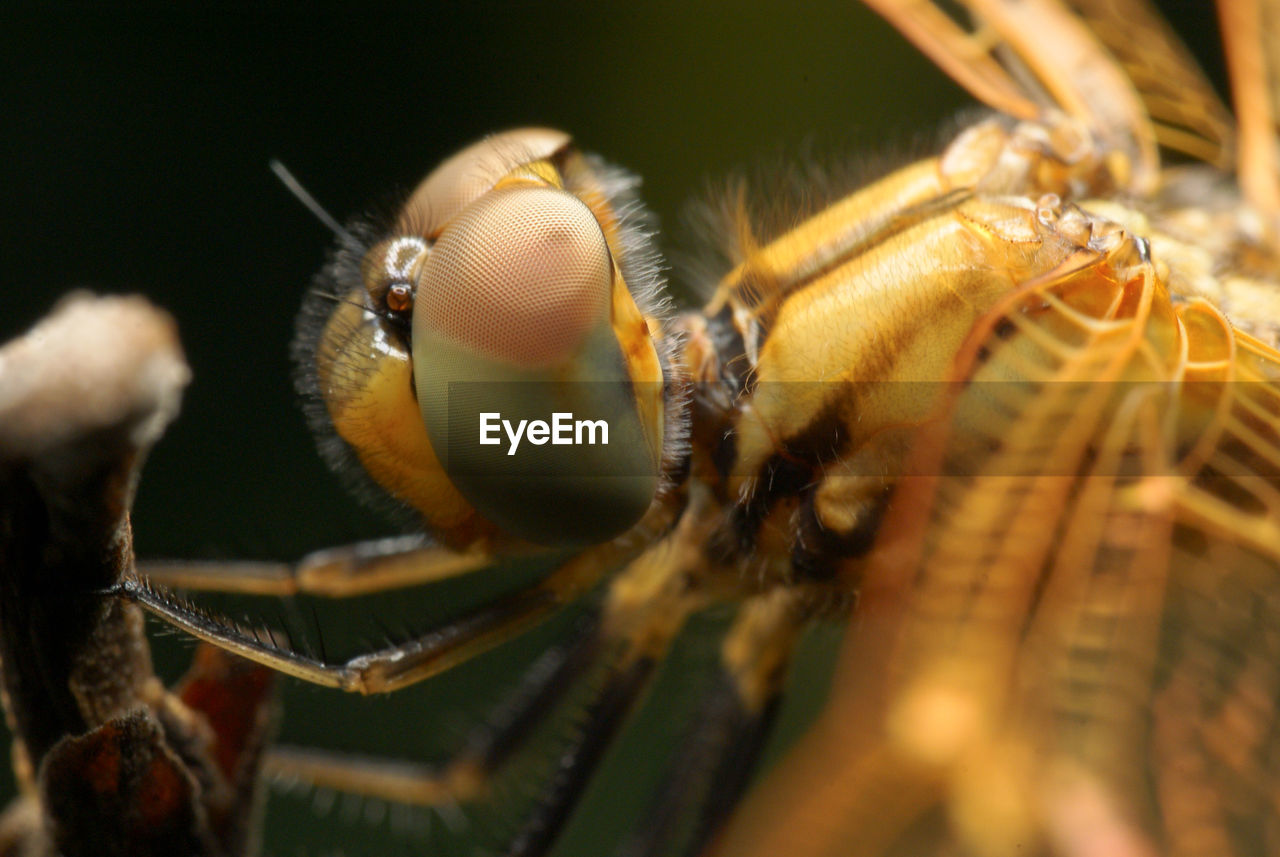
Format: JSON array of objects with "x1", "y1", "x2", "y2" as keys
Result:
[
  {"x1": 412, "y1": 185, "x2": 661, "y2": 546},
  {"x1": 405, "y1": 128, "x2": 571, "y2": 238},
  {"x1": 416, "y1": 185, "x2": 611, "y2": 367}
]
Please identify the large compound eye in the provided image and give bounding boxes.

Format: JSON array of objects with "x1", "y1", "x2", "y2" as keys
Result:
[
  {"x1": 417, "y1": 186, "x2": 610, "y2": 368},
  {"x1": 361, "y1": 129, "x2": 572, "y2": 319},
  {"x1": 412, "y1": 185, "x2": 662, "y2": 546}
]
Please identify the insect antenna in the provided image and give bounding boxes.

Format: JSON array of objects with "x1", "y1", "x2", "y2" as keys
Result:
[
  {"x1": 270, "y1": 158, "x2": 356, "y2": 244},
  {"x1": 303, "y1": 289, "x2": 373, "y2": 317}
]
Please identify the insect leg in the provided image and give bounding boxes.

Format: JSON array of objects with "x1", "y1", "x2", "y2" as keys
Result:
[
  {"x1": 117, "y1": 538, "x2": 634, "y2": 694},
  {"x1": 138, "y1": 534, "x2": 519, "y2": 597},
  {"x1": 615, "y1": 590, "x2": 805, "y2": 857},
  {"x1": 264, "y1": 533, "x2": 702, "y2": 857},
  {"x1": 500, "y1": 502, "x2": 720, "y2": 857},
  {"x1": 260, "y1": 612, "x2": 603, "y2": 805},
  {"x1": 504, "y1": 645, "x2": 659, "y2": 857}
]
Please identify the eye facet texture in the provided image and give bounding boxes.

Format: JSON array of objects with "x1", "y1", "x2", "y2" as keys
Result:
[{"x1": 414, "y1": 185, "x2": 612, "y2": 369}]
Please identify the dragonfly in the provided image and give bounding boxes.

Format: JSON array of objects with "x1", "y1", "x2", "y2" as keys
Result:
[{"x1": 106, "y1": 1, "x2": 1280, "y2": 854}]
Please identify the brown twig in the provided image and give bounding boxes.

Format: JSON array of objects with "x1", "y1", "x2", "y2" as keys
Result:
[{"x1": 0, "y1": 293, "x2": 275, "y2": 857}]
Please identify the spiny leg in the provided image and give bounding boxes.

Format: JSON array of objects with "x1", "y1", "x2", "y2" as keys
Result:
[
  {"x1": 117, "y1": 537, "x2": 637, "y2": 694},
  {"x1": 137, "y1": 534, "x2": 532, "y2": 597},
  {"x1": 253, "y1": 500, "x2": 715, "y2": 856},
  {"x1": 262, "y1": 611, "x2": 604, "y2": 805},
  {"x1": 259, "y1": 612, "x2": 671, "y2": 857},
  {"x1": 505, "y1": 645, "x2": 661, "y2": 857},
  {"x1": 615, "y1": 589, "x2": 806, "y2": 857},
  {"x1": 499, "y1": 509, "x2": 716, "y2": 857}
]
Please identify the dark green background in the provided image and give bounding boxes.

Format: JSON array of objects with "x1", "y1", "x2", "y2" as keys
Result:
[{"x1": 1, "y1": 2, "x2": 1224, "y2": 855}]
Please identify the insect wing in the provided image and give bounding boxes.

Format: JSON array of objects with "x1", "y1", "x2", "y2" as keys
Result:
[
  {"x1": 1220, "y1": 0, "x2": 1280, "y2": 229},
  {"x1": 1070, "y1": 0, "x2": 1234, "y2": 166},
  {"x1": 865, "y1": 0, "x2": 1239, "y2": 193},
  {"x1": 717, "y1": 216, "x2": 1280, "y2": 854},
  {"x1": 862, "y1": 0, "x2": 1160, "y2": 190}
]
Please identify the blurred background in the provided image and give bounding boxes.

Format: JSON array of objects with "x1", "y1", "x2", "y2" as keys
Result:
[{"x1": 1, "y1": 2, "x2": 1225, "y2": 855}]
